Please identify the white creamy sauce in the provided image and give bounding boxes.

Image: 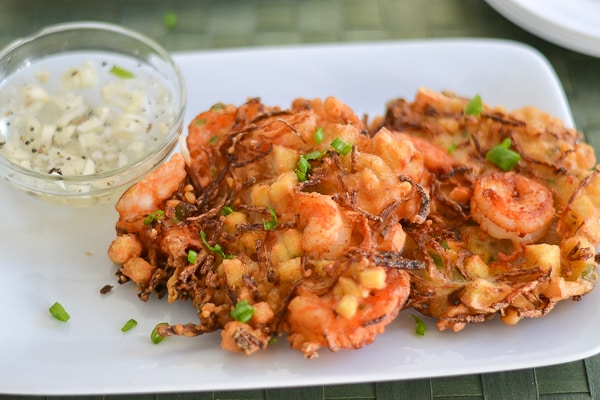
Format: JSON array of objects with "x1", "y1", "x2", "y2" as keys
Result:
[{"x1": 0, "y1": 52, "x2": 176, "y2": 176}]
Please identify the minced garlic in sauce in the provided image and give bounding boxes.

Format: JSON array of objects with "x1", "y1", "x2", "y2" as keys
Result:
[{"x1": 0, "y1": 53, "x2": 176, "y2": 176}]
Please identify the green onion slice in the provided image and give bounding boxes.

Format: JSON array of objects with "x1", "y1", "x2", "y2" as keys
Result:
[
  {"x1": 143, "y1": 210, "x2": 165, "y2": 225},
  {"x1": 208, "y1": 135, "x2": 220, "y2": 144},
  {"x1": 200, "y1": 230, "x2": 233, "y2": 259},
  {"x1": 109, "y1": 65, "x2": 135, "y2": 79},
  {"x1": 295, "y1": 150, "x2": 326, "y2": 182},
  {"x1": 313, "y1": 127, "x2": 324, "y2": 144},
  {"x1": 151, "y1": 322, "x2": 169, "y2": 344},
  {"x1": 49, "y1": 301, "x2": 70, "y2": 322},
  {"x1": 440, "y1": 239, "x2": 450, "y2": 250},
  {"x1": 464, "y1": 94, "x2": 483, "y2": 117},
  {"x1": 121, "y1": 318, "x2": 138, "y2": 333},
  {"x1": 187, "y1": 249, "x2": 198, "y2": 264},
  {"x1": 447, "y1": 142, "x2": 458, "y2": 154},
  {"x1": 485, "y1": 138, "x2": 521, "y2": 171},
  {"x1": 163, "y1": 11, "x2": 178, "y2": 29},
  {"x1": 428, "y1": 250, "x2": 444, "y2": 268},
  {"x1": 410, "y1": 314, "x2": 427, "y2": 336},
  {"x1": 221, "y1": 206, "x2": 234, "y2": 216},
  {"x1": 295, "y1": 155, "x2": 310, "y2": 182},
  {"x1": 263, "y1": 207, "x2": 278, "y2": 231},
  {"x1": 330, "y1": 137, "x2": 353, "y2": 156},
  {"x1": 231, "y1": 300, "x2": 254, "y2": 323}
]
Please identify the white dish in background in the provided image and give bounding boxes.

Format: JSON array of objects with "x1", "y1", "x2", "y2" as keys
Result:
[
  {"x1": 485, "y1": 0, "x2": 600, "y2": 58},
  {"x1": 1, "y1": 39, "x2": 596, "y2": 396}
]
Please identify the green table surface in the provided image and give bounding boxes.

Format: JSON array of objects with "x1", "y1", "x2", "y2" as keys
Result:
[{"x1": 2, "y1": 1, "x2": 600, "y2": 399}]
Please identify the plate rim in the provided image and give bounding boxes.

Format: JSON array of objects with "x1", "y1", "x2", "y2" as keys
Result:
[{"x1": 485, "y1": 0, "x2": 600, "y2": 57}]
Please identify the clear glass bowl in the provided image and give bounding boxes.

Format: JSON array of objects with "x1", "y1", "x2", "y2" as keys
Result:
[{"x1": 0, "y1": 22, "x2": 186, "y2": 207}]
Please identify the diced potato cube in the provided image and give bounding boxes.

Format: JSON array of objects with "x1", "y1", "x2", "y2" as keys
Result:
[
  {"x1": 525, "y1": 243, "x2": 560, "y2": 275},
  {"x1": 251, "y1": 301, "x2": 275, "y2": 324},
  {"x1": 464, "y1": 255, "x2": 489, "y2": 279},
  {"x1": 460, "y1": 278, "x2": 507, "y2": 312},
  {"x1": 500, "y1": 307, "x2": 521, "y2": 326},
  {"x1": 560, "y1": 236, "x2": 595, "y2": 279},
  {"x1": 221, "y1": 258, "x2": 244, "y2": 288},
  {"x1": 271, "y1": 145, "x2": 299, "y2": 174},
  {"x1": 281, "y1": 229, "x2": 303, "y2": 258},
  {"x1": 268, "y1": 171, "x2": 297, "y2": 204},
  {"x1": 224, "y1": 211, "x2": 247, "y2": 233},
  {"x1": 250, "y1": 183, "x2": 272, "y2": 208},
  {"x1": 271, "y1": 229, "x2": 303, "y2": 264},
  {"x1": 359, "y1": 267, "x2": 387, "y2": 290},
  {"x1": 107, "y1": 234, "x2": 142, "y2": 265},
  {"x1": 336, "y1": 295, "x2": 358, "y2": 319},
  {"x1": 276, "y1": 257, "x2": 303, "y2": 282},
  {"x1": 122, "y1": 257, "x2": 155, "y2": 287},
  {"x1": 337, "y1": 276, "x2": 364, "y2": 297}
]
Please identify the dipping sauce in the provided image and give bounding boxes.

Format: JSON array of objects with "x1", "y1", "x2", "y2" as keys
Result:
[{"x1": 0, "y1": 52, "x2": 176, "y2": 177}]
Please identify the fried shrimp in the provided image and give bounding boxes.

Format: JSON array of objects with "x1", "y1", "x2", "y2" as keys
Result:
[
  {"x1": 470, "y1": 172, "x2": 555, "y2": 245},
  {"x1": 109, "y1": 96, "x2": 427, "y2": 357},
  {"x1": 286, "y1": 255, "x2": 410, "y2": 358},
  {"x1": 114, "y1": 153, "x2": 186, "y2": 233}
]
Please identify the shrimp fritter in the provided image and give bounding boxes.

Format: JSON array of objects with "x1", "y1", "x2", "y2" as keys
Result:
[
  {"x1": 108, "y1": 97, "x2": 428, "y2": 357},
  {"x1": 374, "y1": 88, "x2": 600, "y2": 332}
]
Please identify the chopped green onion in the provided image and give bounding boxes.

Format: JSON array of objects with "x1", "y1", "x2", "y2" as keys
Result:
[
  {"x1": 208, "y1": 135, "x2": 220, "y2": 144},
  {"x1": 221, "y1": 206, "x2": 234, "y2": 216},
  {"x1": 200, "y1": 230, "x2": 233, "y2": 259},
  {"x1": 330, "y1": 137, "x2": 353, "y2": 156},
  {"x1": 304, "y1": 150, "x2": 325, "y2": 161},
  {"x1": 428, "y1": 251, "x2": 444, "y2": 268},
  {"x1": 109, "y1": 65, "x2": 135, "y2": 79},
  {"x1": 295, "y1": 150, "x2": 327, "y2": 182},
  {"x1": 151, "y1": 322, "x2": 169, "y2": 344},
  {"x1": 210, "y1": 103, "x2": 226, "y2": 111},
  {"x1": 485, "y1": 138, "x2": 521, "y2": 171},
  {"x1": 231, "y1": 300, "x2": 254, "y2": 323},
  {"x1": 187, "y1": 249, "x2": 198, "y2": 264},
  {"x1": 447, "y1": 142, "x2": 458, "y2": 154},
  {"x1": 194, "y1": 118, "x2": 207, "y2": 126},
  {"x1": 464, "y1": 94, "x2": 483, "y2": 117},
  {"x1": 49, "y1": 301, "x2": 70, "y2": 322},
  {"x1": 294, "y1": 155, "x2": 312, "y2": 182},
  {"x1": 163, "y1": 11, "x2": 178, "y2": 30},
  {"x1": 410, "y1": 314, "x2": 427, "y2": 336},
  {"x1": 263, "y1": 207, "x2": 278, "y2": 231},
  {"x1": 440, "y1": 239, "x2": 450, "y2": 250},
  {"x1": 143, "y1": 210, "x2": 165, "y2": 225},
  {"x1": 313, "y1": 127, "x2": 324, "y2": 144},
  {"x1": 121, "y1": 318, "x2": 138, "y2": 333},
  {"x1": 295, "y1": 155, "x2": 310, "y2": 182}
]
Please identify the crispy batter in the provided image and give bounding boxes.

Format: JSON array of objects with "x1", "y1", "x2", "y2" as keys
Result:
[
  {"x1": 374, "y1": 88, "x2": 600, "y2": 331},
  {"x1": 108, "y1": 97, "x2": 427, "y2": 357},
  {"x1": 107, "y1": 89, "x2": 600, "y2": 357}
]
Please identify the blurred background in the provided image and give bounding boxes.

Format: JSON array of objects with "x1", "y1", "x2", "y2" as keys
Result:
[{"x1": 1, "y1": 0, "x2": 598, "y2": 155}]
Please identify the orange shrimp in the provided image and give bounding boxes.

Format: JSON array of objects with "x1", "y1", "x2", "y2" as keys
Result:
[
  {"x1": 114, "y1": 153, "x2": 186, "y2": 233},
  {"x1": 470, "y1": 171, "x2": 555, "y2": 245},
  {"x1": 285, "y1": 255, "x2": 411, "y2": 358}
]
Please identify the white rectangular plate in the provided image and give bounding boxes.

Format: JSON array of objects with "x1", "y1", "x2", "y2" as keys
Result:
[{"x1": 2, "y1": 39, "x2": 596, "y2": 396}]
